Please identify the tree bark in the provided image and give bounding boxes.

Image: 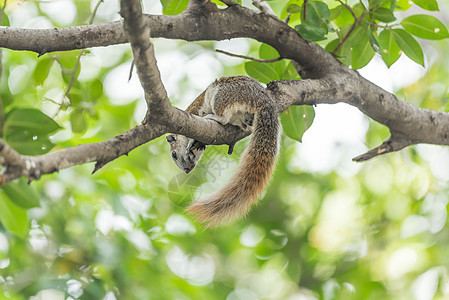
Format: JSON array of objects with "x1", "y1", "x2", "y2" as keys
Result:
[{"x1": 0, "y1": 0, "x2": 447, "y2": 183}]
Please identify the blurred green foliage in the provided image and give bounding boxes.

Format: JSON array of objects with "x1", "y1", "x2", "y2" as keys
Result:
[{"x1": 0, "y1": 0, "x2": 449, "y2": 299}]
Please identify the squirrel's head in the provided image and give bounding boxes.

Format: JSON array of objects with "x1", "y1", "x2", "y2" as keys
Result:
[{"x1": 166, "y1": 134, "x2": 206, "y2": 174}]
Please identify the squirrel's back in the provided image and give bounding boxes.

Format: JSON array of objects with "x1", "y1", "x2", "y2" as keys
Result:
[{"x1": 186, "y1": 76, "x2": 279, "y2": 227}]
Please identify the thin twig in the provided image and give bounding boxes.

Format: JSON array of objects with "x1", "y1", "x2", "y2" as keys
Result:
[
  {"x1": 336, "y1": 0, "x2": 356, "y2": 19},
  {"x1": 352, "y1": 136, "x2": 410, "y2": 162},
  {"x1": 365, "y1": 20, "x2": 393, "y2": 28},
  {"x1": 216, "y1": 49, "x2": 283, "y2": 63},
  {"x1": 120, "y1": 0, "x2": 170, "y2": 113},
  {"x1": 128, "y1": 58, "x2": 135, "y2": 82},
  {"x1": 60, "y1": 0, "x2": 103, "y2": 112},
  {"x1": 333, "y1": 8, "x2": 368, "y2": 54},
  {"x1": 303, "y1": 0, "x2": 308, "y2": 21},
  {"x1": 64, "y1": 51, "x2": 82, "y2": 100},
  {"x1": 89, "y1": 0, "x2": 103, "y2": 24}
]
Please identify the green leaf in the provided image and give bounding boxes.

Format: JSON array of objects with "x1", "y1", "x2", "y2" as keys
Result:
[
  {"x1": 372, "y1": 7, "x2": 396, "y2": 23},
  {"x1": 325, "y1": 24, "x2": 373, "y2": 68},
  {"x1": 352, "y1": 36, "x2": 375, "y2": 69},
  {"x1": 297, "y1": 2, "x2": 331, "y2": 42},
  {"x1": 295, "y1": 22, "x2": 328, "y2": 41},
  {"x1": 280, "y1": 106, "x2": 315, "y2": 142},
  {"x1": 5, "y1": 130, "x2": 55, "y2": 155},
  {"x1": 348, "y1": 24, "x2": 375, "y2": 69},
  {"x1": 330, "y1": 5, "x2": 345, "y2": 21},
  {"x1": 360, "y1": 0, "x2": 369, "y2": 10},
  {"x1": 57, "y1": 51, "x2": 79, "y2": 69},
  {"x1": 411, "y1": 0, "x2": 439, "y2": 11},
  {"x1": 90, "y1": 79, "x2": 104, "y2": 101},
  {"x1": 2, "y1": 178, "x2": 40, "y2": 209},
  {"x1": 3, "y1": 109, "x2": 60, "y2": 155},
  {"x1": 4, "y1": 108, "x2": 61, "y2": 135},
  {"x1": 396, "y1": 0, "x2": 412, "y2": 10},
  {"x1": 390, "y1": 0, "x2": 397, "y2": 10},
  {"x1": 296, "y1": 1, "x2": 331, "y2": 42},
  {"x1": 259, "y1": 44, "x2": 280, "y2": 60},
  {"x1": 68, "y1": 88, "x2": 83, "y2": 106},
  {"x1": 334, "y1": 5, "x2": 354, "y2": 27},
  {"x1": 1, "y1": 93, "x2": 13, "y2": 110},
  {"x1": 369, "y1": 0, "x2": 387, "y2": 7},
  {"x1": 401, "y1": 15, "x2": 449, "y2": 40},
  {"x1": 257, "y1": 44, "x2": 286, "y2": 79},
  {"x1": 33, "y1": 57, "x2": 54, "y2": 86},
  {"x1": 0, "y1": 192, "x2": 28, "y2": 238},
  {"x1": 302, "y1": 1, "x2": 330, "y2": 24},
  {"x1": 287, "y1": 4, "x2": 301, "y2": 13},
  {"x1": 160, "y1": 0, "x2": 188, "y2": 15},
  {"x1": 1, "y1": 14, "x2": 9, "y2": 26},
  {"x1": 369, "y1": 33, "x2": 381, "y2": 54},
  {"x1": 282, "y1": 62, "x2": 301, "y2": 80},
  {"x1": 325, "y1": 38, "x2": 351, "y2": 66},
  {"x1": 245, "y1": 61, "x2": 280, "y2": 84},
  {"x1": 70, "y1": 109, "x2": 87, "y2": 133},
  {"x1": 392, "y1": 29, "x2": 424, "y2": 66},
  {"x1": 378, "y1": 29, "x2": 401, "y2": 67}
]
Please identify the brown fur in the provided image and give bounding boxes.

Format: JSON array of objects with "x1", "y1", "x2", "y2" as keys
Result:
[
  {"x1": 186, "y1": 90, "x2": 205, "y2": 114},
  {"x1": 186, "y1": 77, "x2": 279, "y2": 228}
]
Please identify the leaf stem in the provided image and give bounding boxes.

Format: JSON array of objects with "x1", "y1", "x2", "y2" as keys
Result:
[
  {"x1": 365, "y1": 20, "x2": 395, "y2": 29},
  {"x1": 303, "y1": 0, "x2": 308, "y2": 21},
  {"x1": 60, "y1": 0, "x2": 103, "y2": 115},
  {"x1": 333, "y1": 3, "x2": 368, "y2": 54},
  {"x1": 216, "y1": 49, "x2": 283, "y2": 63}
]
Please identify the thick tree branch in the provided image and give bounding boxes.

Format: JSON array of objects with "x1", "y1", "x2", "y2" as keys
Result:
[
  {"x1": 0, "y1": 9, "x2": 341, "y2": 78},
  {"x1": 0, "y1": 1, "x2": 447, "y2": 183},
  {"x1": 165, "y1": 107, "x2": 250, "y2": 146},
  {"x1": 119, "y1": 0, "x2": 170, "y2": 114},
  {"x1": 270, "y1": 75, "x2": 449, "y2": 159},
  {"x1": 0, "y1": 124, "x2": 163, "y2": 185}
]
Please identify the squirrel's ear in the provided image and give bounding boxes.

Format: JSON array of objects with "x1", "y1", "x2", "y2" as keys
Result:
[{"x1": 166, "y1": 134, "x2": 177, "y2": 144}]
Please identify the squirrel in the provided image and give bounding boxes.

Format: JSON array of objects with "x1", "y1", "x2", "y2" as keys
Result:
[{"x1": 166, "y1": 76, "x2": 279, "y2": 227}]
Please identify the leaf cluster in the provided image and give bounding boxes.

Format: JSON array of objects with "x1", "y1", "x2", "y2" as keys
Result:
[{"x1": 272, "y1": 0, "x2": 448, "y2": 68}]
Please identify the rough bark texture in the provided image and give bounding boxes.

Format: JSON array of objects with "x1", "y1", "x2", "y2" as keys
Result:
[{"x1": 0, "y1": 0, "x2": 447, "y2": 183}]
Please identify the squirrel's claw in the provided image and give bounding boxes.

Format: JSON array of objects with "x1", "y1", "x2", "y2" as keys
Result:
[{"x1": 227, "y1": 143, "x2": 235, "y2": 155}]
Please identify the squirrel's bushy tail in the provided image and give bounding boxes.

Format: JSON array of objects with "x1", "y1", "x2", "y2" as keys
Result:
[{"x1": 186, "y1": 104, "x2": 279, "y2": 228}]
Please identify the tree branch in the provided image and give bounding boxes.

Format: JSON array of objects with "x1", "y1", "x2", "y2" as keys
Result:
[
  {"x1": 0, "y1": 1, "x2": 447, "y2": 183},
  {"x1": 216, "y1": 49, "x2": 283, "y2": 63},
  {"x1": 251, "y1": 0, "x2": 276, "y2": 15},
  {"x1": 269, "y1": 75, "x2": 449, "y2": 159},
  {"x1": 352, "y1": 136, "x2": 411, "y2": 162},
  {"x1": 119, "y1": 0, "x2": 170, "y2": 114},
  {"x1": 0, "y1": 124, "x2": 163, "y2": 185},
  {"x1": 0, "y1": 9, "x2": 341, "y2": 78}
]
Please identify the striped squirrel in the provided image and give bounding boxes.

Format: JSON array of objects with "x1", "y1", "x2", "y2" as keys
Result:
[{"x1": 166, "y1": 76, "x2": 279, "y2": 227}]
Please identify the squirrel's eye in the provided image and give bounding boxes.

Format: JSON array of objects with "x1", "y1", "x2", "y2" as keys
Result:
[{"x1": 171, "y1": 151, "x2": 177, "y2": 160}]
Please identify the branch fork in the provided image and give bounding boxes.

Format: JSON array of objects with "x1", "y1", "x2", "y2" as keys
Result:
[{"x1": 0, "y1": 0, "x2": 447, "y2": 185}]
